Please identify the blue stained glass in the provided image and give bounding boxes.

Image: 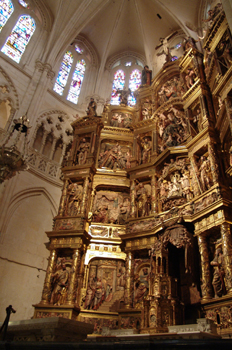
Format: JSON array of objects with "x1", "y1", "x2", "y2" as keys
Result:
[
  {"x1": 110, "y1": 69, "x2": 125, "y2": 105},
  {"x1": 0, "y1": 0, "x2": 14, "y2": 32},
  {"x1": 53, "y1": 51, "x2": 73, "y2": 96},
  {"x1": 1, "y1": 15, "x2": 35, "y2": 63},
  {"x1": 18, "y1": 0, "x2": 29, "y2": 8},
  {"x1": 75, "y1": 44, "x2": 83, "y2": 54},
  {"x1": 171, "y1": 56, "x2": 178, "y2": 61},
  {"x1": 175, "y1": 43, "x2": 182, "y2": 49},
  {"x1": 67, "y1": 59, "x2": 86, "y2": 104},
  {"x1": 128, "y1": 69, "x2": 141, "y2": 106}
]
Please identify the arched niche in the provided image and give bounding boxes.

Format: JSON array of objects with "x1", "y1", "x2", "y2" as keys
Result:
[
  {"x1": 42, "y1": 132, "x2": 53, "y2": 158},
  {"x1": 53, "y1": 138, "x2": 63, "y2": 162},
  {"x1": 33, "y1": 124, "x2": 44, "y2": 151}
]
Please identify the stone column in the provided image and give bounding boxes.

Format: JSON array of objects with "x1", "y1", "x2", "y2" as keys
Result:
[
  {"x1": 208, "y1": 141, "x2": 219, "y2": 184},
  {"x1": 39, "y1": 131, "x2": 48, "y2": 154},
  {"x1": 221, "y1": 222, "x2": 232, "y2": 293},
  {"x1": 66, "y1": 249, "x2": 81, "y2": 305},
  {"x1": 81, "y1": 177, "x2": 89, "y2": 215},
  {"x1": 58, "y1": 179, "x2": 69, "y2": 216},
  {"x1": 49, "y1": 137, "x2": 57, "y2": 160},
  {"x1": 59, "y1": 143, "x2": 67, "y2": 165},
  {"x1": 151, "y1": 175, "x2": 157, "y2": 213},
  {"x1": 197, "y1": 235, "x2": 213, "y2": 300},
  {"x1": 41, "y1": 249, "x2": 57, "y2": 304},
  {"x1": 124, "y1": 252, "x2": 133, "y2": 308},
  {"x1": 130, "y1": 180, "x2": 136, "y2": 218}
]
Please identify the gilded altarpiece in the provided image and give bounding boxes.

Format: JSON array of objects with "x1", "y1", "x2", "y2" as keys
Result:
[{"x1": 34, "y1": 7, "x2": 232, "y2": 337}]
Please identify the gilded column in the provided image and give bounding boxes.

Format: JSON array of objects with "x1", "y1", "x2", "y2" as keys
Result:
[
  {"x1": 197, "y1": 235, "x2": 213, "y2": 300},
  {"x1": 66, "y1": 249, "x2": 81, "y2": 305},
  {"x1": 58, "y1": 179, "x2": 69, "y2": 216},
  {"x1": 208, "y1": 141, "x2": 219, "y2": 184},
  {"x1": 76, "y1": 245, "x2": 87, "y2": 306},
  {"x1": 189, "y1": 155, "x2": 202, "y2": 196},
  {"x1": 130, "y1": 180, "x2": 136, "y2": 218},
  {"x1": 81, "y1": 177, "x2": 89, "y2": 215},
  {"x1": 39, "y1": 131, "x2": 48, "y2": 154},
  {"x1": 221, "y1": 222, "x2": 232, "y2": 292},
  {"x1": 124, "y1": 252, "x2": 133, "y2": 308},
  {"x1": 88, "y1": 189, "x2": 96, "y2": 220},
  {"x1": 151, "y1": 175, "x2": 157, "y2": 214},
  {"x1": 41, "y1": 249, "x2": 57, "y2": 304}
]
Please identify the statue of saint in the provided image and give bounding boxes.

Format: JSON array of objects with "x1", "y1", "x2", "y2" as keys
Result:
[
  {"x1": 210, "y1": 244, "x2": 226, "y2": 297},
  {"x1": 50, "y1": 260, "x2": 69, "y2": 305},
  {"x1": 137, "y1": 136, "x2": 152, "y2": 164},
  {"x1": 87, "y1": 98, "x2": 97, "y2": 116},
  {"x1": 142, "y1": 65, "x2": 152, "y2": 86},
  {"x1": 76, "y1": 138, "x2": 90, "y2": 165}
]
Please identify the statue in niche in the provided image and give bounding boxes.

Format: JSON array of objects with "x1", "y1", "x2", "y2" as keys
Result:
[
  {"x1": 185, "y1": 68, "x2": 196, "y2": 89},
  {"x1": 134, "y1": 267, "x2": 150, "y2": 306},
  {"x1": 136, "y1": 183, "x2": 150, "y2": 217},
  {"x1": 141, "y1": 65, "x2": 152, "y2": 86},
  {"x1": 137, "y1": 136, "x2": 152, "y2": 164},
  {"x1": 211, "y1": 241, "x2": 226, "y2": 298},
  {"x1": 50, "y1": 259, "x2": 70, "y2": 305},
  {"x1": 199, "y1": 156, "x2": 212, "y2": 192},
  {"x1": 87, "y1": 98, "x2": 97, "y2": 117},
  {"x1": 192, "y1": 108, "x2": 202, "y2": 132},
  {"x1": 76, "y1": 138, "x2": 90, "y2": 165},
  {"x1": 141, "y1": 98, "x2": 152, "y2": 120},
  {"x1": 65, "y1": 182, "x2": 83, "y2": 216}
]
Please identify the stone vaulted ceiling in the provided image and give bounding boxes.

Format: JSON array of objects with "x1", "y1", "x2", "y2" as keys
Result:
[{"x1": 43, "y1": 0, "x2": 203, "y2": 69}]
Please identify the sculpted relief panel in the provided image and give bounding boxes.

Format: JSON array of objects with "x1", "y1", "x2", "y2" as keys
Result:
[
  {"x1": 92, "y1": 190, "x2": 130, "y2": 225},
  {"x1": 98, "y1": 141, "x2": 132, "y2": 170}
]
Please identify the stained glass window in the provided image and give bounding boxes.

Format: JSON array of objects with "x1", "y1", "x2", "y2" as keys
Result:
[
  {"x1": 18, "y1": 0, "x2": 29, "y2": 8},
  {"x1": 0, "y1": 0, "x2": 14, "y2": 32},
  {"x1": 174, "y1": 43, "x2": 182, "y2": 49},
  {"x1": 67, "y1": 59, "x2": 86, "y2": 104},
  {"x1": 75, "y1": 44, "x2": 83, "y2": 54},
  {"x1": 171, "y1": 56, "x2": 178, "y2": 61},
  {"x1": 53, "y1": 51, "x2": 73, "y2": 96},
  {"x1": 110, "y1": 69, "x2": 125, "y2": 105},
  {"x1": 1, "y1": 15, "x2": 35, "y2": 63},
  {"x1": 128, "y1": 69, "x2": 141, "y2": 106}
]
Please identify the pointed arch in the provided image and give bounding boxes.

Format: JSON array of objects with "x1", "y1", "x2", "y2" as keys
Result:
[
  {"x1": 67, "y1": 58, "x2": 86, "y2": 104},
  {"x1": 53, "y1": 51, "x2": 73, "y2": 96},
  {"x1": 1, "y1": 14, "x2": 36, "y2": 63},
  {"x1": 0, "y1": 0, "x2": 14, "y2": 32},
  {"x1": 110, "y1": 69, "x2": 125, "y2": 105}
]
